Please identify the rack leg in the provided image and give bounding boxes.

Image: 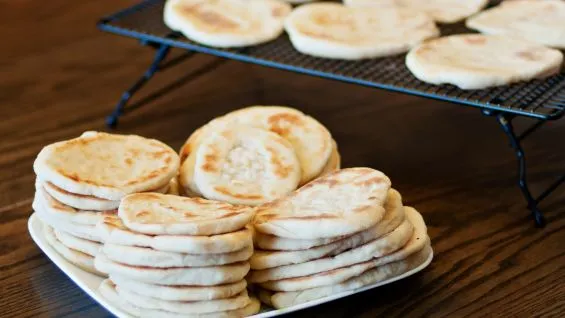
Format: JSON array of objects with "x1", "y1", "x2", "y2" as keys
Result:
[
  {"x1": 495, "y1": 114, "x2": 546, "y2": 227},
  {"x1": 106, "y1": 43, "x2": 171, "y2": 128}
]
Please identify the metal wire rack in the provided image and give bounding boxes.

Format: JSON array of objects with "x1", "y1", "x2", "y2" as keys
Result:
[{"x1": 97, "y1": 0, "x2": 564, "y2": 226}]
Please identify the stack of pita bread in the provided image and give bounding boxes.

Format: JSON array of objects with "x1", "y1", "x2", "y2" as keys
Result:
[
  {"x1": 248, "y1": 167, "x2": 432, "y2": 309},
  {"x1": 178, "y1": 106, "x2": 340, "y2": 206},
  {"x1": 32, "y1": 131, "x2": 180, "y2": 276},
  {"x1": 94, "y1": 193, "x2": 261, "y2": 317}
]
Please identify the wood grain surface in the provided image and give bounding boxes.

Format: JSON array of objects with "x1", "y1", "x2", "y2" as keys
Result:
[{"x1": 1, "y1": 1, "x2": 565, "y2": 317}]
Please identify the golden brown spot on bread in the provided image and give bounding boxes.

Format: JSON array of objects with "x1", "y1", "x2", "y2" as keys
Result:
[
  {"x1": 272, "y1": 6, "x2": 286, "y2": 18},
  {"x1": 353, "y1": 176, "x2": 386, "y2": 187},
  {"x1": 215, "y1": 186, "x2": 263, "y2": 200},
  {"x1": 464, "y1": 37, "x2": 486, "y2": 45},
  {"x1": 517, "y1": 50, "x2": 541, "y2": 61},
  {"x1": 124, "y1": 157, "x2": 133, "y2": 166},
  {"x1": 267, "y1": 112, "x2": 303, "y2": 136},
  {"x1": 181, "y1": 5, "x2": 238, "y2": 29},
  {"x1": 266, "y1": 146, "x2": 292, "y2": 178},
  {"x1": 135, "y1": 210, "x2": 151, "y2": 217}
]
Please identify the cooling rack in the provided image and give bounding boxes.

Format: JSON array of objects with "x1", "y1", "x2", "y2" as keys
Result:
[{"x1": 97, "y1": 0, "x2": 564, "y2": 226}]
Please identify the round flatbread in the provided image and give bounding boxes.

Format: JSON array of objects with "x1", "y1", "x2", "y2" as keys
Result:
[
  {"x1": 180, "y1": 106, "x2": 333, "y2": 187},
  {"x1": 44, "y1": 223, "x2": 104, "y2": 276},
  {"x1": 98, "y1": 214, "x2": 253, "y2": 254},
  {"x1": 284, "y1": 3, "x2": 439, "y2": 60},
  {"x1": 251, "y1": 189, "x2": 405, "y2": 269},
  {"x1": 254, "y1": 188, "x2": 404, "y2": 251},
  {"x1": 192, "y1": 126, "x2": 301, "y2": 206},
  {"x1": 263, "y1": 243, "x2": 432, "y2": 308},
  {"x1": 54, "y1": 229, "x2": 102, "y2": 257},
  {"x1": 116, "y1": 288, "x2": 251, "y2": 314},
  {"x1": 110, "y1": 275, "x2": 247, "y2": 301},
  {"x1": 406, "y1": 34, "x2": 564, "y2": 90},
  {"x1": 163, "y1": 0, "x2": 292, "y2": 48},
  {"x1": 103, "y1": 244, "x2": 253, "y2": 268},
  {"x1": 254, "y1": 167, "x2": 391, "y2": 239},
  {"x1": 33, "y1": 131, "x2": 180, "y2": 200},
  {"x1": 248, "y1": 216, "x2": 414, "y2": 283},
  {"x1": 118, "y1": 193, "x2": 254, "y2": 235},
  {"x1": 258, "y1": 207, "x2": 429, "y2": 291},
  {"x1": 345, "y1": 0, "x2": 489, "y2": 23},
  {"x1": 466, "y1": 0, "x2": 565, "y2": 49}
]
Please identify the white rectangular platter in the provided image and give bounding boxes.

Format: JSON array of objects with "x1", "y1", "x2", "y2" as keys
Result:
[{"x1": 28, "y1": 213, "x2": 433, "y2": 318}]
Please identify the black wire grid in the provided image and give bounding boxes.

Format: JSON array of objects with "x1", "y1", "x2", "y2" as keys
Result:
[{"x1": 97, "y1": 0, "x2": 564, "y2": 226}]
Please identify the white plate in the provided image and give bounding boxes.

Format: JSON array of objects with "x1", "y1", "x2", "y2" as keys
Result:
[{"x1": 29, "y1": 213, "x2": 433, "y2": 318}]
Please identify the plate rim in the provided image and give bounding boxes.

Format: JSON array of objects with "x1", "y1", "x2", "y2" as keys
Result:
[{"x1": 28, "y1": 213, "x2": 433, "y2": 318}]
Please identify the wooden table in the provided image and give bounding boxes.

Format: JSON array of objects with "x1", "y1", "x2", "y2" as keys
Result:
[{"x1": 2, "y1": 1, "x2": 565, "y2": 317}]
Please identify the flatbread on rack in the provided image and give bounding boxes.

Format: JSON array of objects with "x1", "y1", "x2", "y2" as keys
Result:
[
  {"x1": 110, "y1": 275, "x2": 247, "y2": 301},
  {"x1": 163, "y1": 0, "x2": 292, "y2": 48},
  {"x1": 254, "y1": 168, "x2": 391, "y2": 239},
  {"x1": 254, "y1": 189, "x2": 404, "y2": 251},
  {"x1": 284, "y1": 3, "x2": 439, "y2": 60},
  {"x1": 406, "y1": 34, "x2": 564, "y2": 90},
  {"x1": 95, "y1": 253, "x2": 250, "y2": 286},
  {"x1": 260, "y1": 243, "x2": 432, "y2": 308},
  {"x1": 192, "y1": 126, "x2": 301, "y2": 206},
  {"x1": 33, "y1": 132, "x2": 179, "y2": 200},
  {"x1": 466, "y1": 0, "x2": 565, "y2": 49},
  {"x1": 345, "y1": 0, "x2": 489, "y2": 23},
  {"x1": 118, "y1": 193, "x2": 254, "y2": 235},
  {"x1": 99, "y1": 279, "x2": 261, "y2": 318}
]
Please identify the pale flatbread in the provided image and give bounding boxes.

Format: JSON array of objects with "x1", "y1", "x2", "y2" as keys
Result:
[
  {"x1": 180, "y1": 106, "x2": 334, "y2": 187},
  {"x1": 284, "y1": 3, "x2": 439, "y2": 60},
  {"x1": 54, "y1": 229, "x2": 102, "y2": 257},
  {"x1": 251, "y1": 189, "x2": 405, "y2": 269},
  {"x1": 406, "y1": 34, "x2": 564, "y2": 90},
  {"x1": 193, "y1": 126, "x2": 301, "y2": 206},
  {"x1": 254, "y1": 188, "x2": 404, "y2": 251},
  {"x1": 263, "y1": 244, "x2": 432, "y2": 308},
  {"x1": 254, "y1": 167, "x2": 391, "y2": 239},
  {"x1": 345, "y1": 0, "x2": 489, "y2": 23},
  {"x1": 118, "y1": 193, "x2": 254, "y2": 235},
  {"x1": 259, "y1": 207, "x2": 429, "y2": 291},
  {"x1": 248, "y1": 215, "x2": 414, "y2": 283},
  {"x1": 98, "y1": 215, "x2": 253, "y2": 255},
  {"x1": 99, "y1": 279, "x2": 261, "y2": 318},
  {"x1": 33, "y1": 132, "x2": 180, "y2": 200},
  {"x1": 111, "y1": 275, "x2": 247, "y2": 301},
  {"x1": 466, "y1": 0, "x2": 565, "y2": 49},
  {"x1": 34, "y1": 184, "x2": 113, "y2": 226},
  {"x1": 163, "y1": 0, "x2": 291, "y2": 48},
  {"x1": 44, "y1": 223, "x2": 105, "y2": 276},
  {"x1": 116, "y1": 288, "x2": 251, "y2": 314},
  {"x1": 95, "y1": 252, "x2": 250, "y2": 286},
  {"x1": 34, "y1": 197, "x2": 104, "y2": 242},
  {"x1": 103, "y1": 243, "x2": 253, "y2": 268}
]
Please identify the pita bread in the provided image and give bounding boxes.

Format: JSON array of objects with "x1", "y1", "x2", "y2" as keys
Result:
[
  {"x1": 249, "y1": 216, "x2": 414, "y2": 283},
  {"x1": 34, "y1": 198, "x2": 103, "y2": 242},
  {"x1": 259, "y1": 207, "x2": 429, "y2": 291},
  {"x1": 406, "y1": 34, "x2": 563, "y2": 90},
  {"x1": 345, "y1": 0, "x2": 489, "y2": 23},
  {"x1": 34, "y1": 184, "x2": 114, "y2": 226},
  {"x1": 180, "y1": 106, "x2": 334, "y2": 188},
  {"x1": 100, "y1": 279, "x2": 261, "y2": 318},
  {"x1": 192, "y1": 126, "x2": 301, "y2": 206},
  {"x1": 466, "y1": 0, "x2": 565, "y2": 49},
  {"x1": 54, "y1": 229, "x2": 101, "y2": 257},
  {"x1": 163, "y1": 0, "x2": 291, "y2": 48},
  {"x1": 284, "y1": 3, "x2": 439, "y2": 60},
  {"x1": 44, "y1": 223, "x2": 104, "y2": 276},
  {"x1": 41, "y1": 179, "x2": 169, "y2": 211},
  {"x1": 111, "y1": 275, "x2": 247, "y2": 301},
  {"x1": 33, "y1": 132, "x2": 180, "y2": 200},
  {"x1": 254, "y1": 167, "x2": 391, "y2": 239},
  {"x1": 254, "y1": 189, "x2": 404, "y2": 251},
  {"x1": 103, "y1": 243, "x2": 253, "y2": 268},
  {"x1": 116, "y1": 288, "x2": 251, "y2": 314},
  {"x1": 98, "y1": 215, "x2": 253, "y2": 255},
  {"x1": 118, "y1": 193, "x2": 254, "y2": 235},
  {"x1": 264, "y1": 244, "x2": 432, "y2": 308},
  {"x1": 95, "y1": 252, "x2": 250, "y2": 286}
]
